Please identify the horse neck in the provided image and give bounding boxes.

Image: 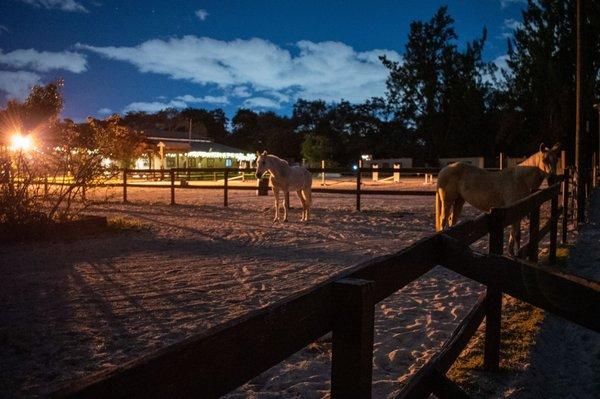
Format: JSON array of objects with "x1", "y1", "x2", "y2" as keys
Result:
[
  {"x1": 519, "y1": 152, "x2": 542, "y2": 169},
  {"x1": 267, "y1": 156, "x2": 290, "y2": 177}
]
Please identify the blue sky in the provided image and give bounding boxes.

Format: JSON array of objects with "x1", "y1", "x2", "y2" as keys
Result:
[{"x1": 0, "y1": 0, "x2": 527, "y2": 121}]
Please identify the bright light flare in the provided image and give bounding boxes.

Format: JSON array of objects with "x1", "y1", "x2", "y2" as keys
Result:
[{"x1": 10, "y1": 134, "x2": 33, "y2": 151}]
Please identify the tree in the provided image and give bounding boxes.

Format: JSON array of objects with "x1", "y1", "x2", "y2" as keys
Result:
[
  {"x1": 301, "y1": 134, "x2": 332, "y2": 165},
  {"x1": 381, "y1": 6, "x2": 494, "y2": 162},
  {"x1": 89, "y1": 115, "x2": 147, "y2": 168}
]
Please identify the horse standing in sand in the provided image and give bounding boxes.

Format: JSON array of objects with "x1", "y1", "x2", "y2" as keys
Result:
[
  {"x1": 436, "y1": 143, "x2": 560, "y2": 255},
  {"x1": 255, "y1": 152, "x2": 312, "y2": 222}
]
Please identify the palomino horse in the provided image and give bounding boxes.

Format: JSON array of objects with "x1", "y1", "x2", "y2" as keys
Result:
[
  {"x1": 255, "y1": 151, "x2": 313, "y2": 222},
  {"x1": 436, "y1": 143, "x2": 560, "y2": 255}
]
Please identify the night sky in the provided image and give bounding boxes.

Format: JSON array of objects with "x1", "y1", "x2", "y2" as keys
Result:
[{"x1": 0, "y1": 0, "x2": 527, "y2": 121}]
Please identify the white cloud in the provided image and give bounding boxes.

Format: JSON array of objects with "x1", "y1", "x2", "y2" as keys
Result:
[
  {"x1": 499, "y1": 18, "x2": 524, "y2": 38},
  {"x1": 0, "y1": 48, "x2": 87, "y2": 73},
  {"x1": 19, "y1": 0, "x2": 88, "y2": 12},
  {"x1": 243, "y1": 97, "x2": 281, "y2": 110},
  {"x1": 78, "y1": 36, "x2": 401, "y2": 104},
  {"x1": 490, "y1": 54, "x2": 511, "y2": 82},
  {"x1": 0, "y1": 70, "x2": 41, "y2": 100},
  {"x1": 500, "y1": 0, "x2": 526, "y2": 9},
  {"x1": 174, "y1": 94, "x2": 229, "y2": 104},
  {"x1": 232, "y1": 85, "x2": 251, "y2": 98},
  {"x1": 195, "y1": 9, "x2": 209, "y2": 21},
  {"x1": 97, "y1": 107, "x2": 112, "y2": 115},
  {"x1": 123, "y1": 100, "x2": 188, "y2": 114}
]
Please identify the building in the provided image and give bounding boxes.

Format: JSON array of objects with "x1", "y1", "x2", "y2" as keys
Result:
[{"x1": 134, "y1": 129, "x2": 255, "y2": 170}]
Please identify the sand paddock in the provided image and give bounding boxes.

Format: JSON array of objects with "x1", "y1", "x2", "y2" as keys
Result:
[{"x1": 0, "y1": 185, "x2": 492, "y2": 398}]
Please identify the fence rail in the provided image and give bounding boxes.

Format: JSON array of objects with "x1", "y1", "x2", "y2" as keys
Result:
[
  {"x1": 39, "y1": 166, "x2": 529, "y2": 210},
  {"x1": 52, "y1": 173, "x2": 596, "y2": 399}
]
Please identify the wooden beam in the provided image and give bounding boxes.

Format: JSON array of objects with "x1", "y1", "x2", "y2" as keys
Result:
[
  {"x1": 441, "y1": 236, "x2": 600, "y2": 333},
  {"x1": 429, "y1": 370, "x2": 471, "y2": 399},
  {"x1": 331, "y1": 279, "x2": 375, "y2": 399}
]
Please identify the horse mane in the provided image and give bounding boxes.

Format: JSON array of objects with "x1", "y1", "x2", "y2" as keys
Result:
[{"x1": 267, "y1": 154, "x2": 289, "y2": 166}]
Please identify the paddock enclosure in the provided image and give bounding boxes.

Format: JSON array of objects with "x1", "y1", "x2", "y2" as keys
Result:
[{"x1": 31, "y1": 170, "x2": 598, "y2": 399}]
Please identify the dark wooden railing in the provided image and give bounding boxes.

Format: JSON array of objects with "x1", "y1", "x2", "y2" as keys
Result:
[{"x1": 51, "y1": 174, "x2": 598, "y2": 399}]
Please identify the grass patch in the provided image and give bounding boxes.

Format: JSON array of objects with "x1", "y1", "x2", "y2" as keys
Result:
[
  {"x1": 447, "y1": 297, "x2": 545, "y2": 396},
  {"x1": 107, "y1": 216, "x2": 148, "y2": 231},
  {"x1": 447, "y1": 246, "x2": 572, "y2": 395}
]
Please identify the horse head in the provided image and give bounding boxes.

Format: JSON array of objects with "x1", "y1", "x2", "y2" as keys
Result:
[
  {"x1": 255, "y1": 151, "x2": 269, "y2": 178},
  {"x1": 538, "y1": 143, "x2": 561, "y2": 180}
]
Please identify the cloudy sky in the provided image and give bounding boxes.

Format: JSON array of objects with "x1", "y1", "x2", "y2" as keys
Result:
[{"x1": 0, "y1": 0, "x2": 527, "y2": 121}]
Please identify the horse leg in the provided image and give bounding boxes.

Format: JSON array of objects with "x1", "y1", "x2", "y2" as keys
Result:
[
  {"x1": 273, "y1": 187, "x2": 280, "y2": 222},
  {"x1": 297, "y1": 190, "x2": 306, "y2": 221},
  {"x1": 449, "y1": 198, "x2": 465, "y2": 226},
  {"x1": 304, "y1": 186, "x2": 312, "y2": 221},
  {"x1": 438, "y1": 190, "x2": 453, "y2": 230},
  {"x1": 282, "y1": 189, "x2": 289, "y2": 222},
  {"x1": 508, "y1": 221, "x2": 521, "y2": 257}
]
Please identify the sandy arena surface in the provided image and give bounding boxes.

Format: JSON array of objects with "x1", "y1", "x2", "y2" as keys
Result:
[{"x1": 0, "y1": 180, "x2": 492, "y2": 398}]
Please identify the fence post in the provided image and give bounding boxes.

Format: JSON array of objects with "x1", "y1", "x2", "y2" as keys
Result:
[
  {"x1": 321, "y1": 160, "x2": 325, "y2": 186},
  {"x1": 393, "y1": 163, "x2": 401, "y2": 182},
  {"x1": 331, "y1": 278, "x2": 374, "y2": 399},
  {"x1": 356, "y1": 164, "x2": 362, "y2": 211},
  {"x1": 562, "y1": 169, "x2": 570, "y2": 244},
  {"x1": 528, "y1": 206, "x2": 540, "y2": 262},
  {"x1": 549, "y1": 185, "x2": 559, "y2": 265},
  {"x1": 224, "y1": 169, "x2": 229, "y2": 207},
  {"x1": 170, "y1": 169, "x2": 175, "y2": 205},
  {"x1": 499, "y1": 152, "x2": 504, "y2": 170},
  {"x1": 123, "y1": 168, "x2": 128, "y2": 203},
  {"x1": 484, "y1": 207, "x2": 504, "y2": 372}
]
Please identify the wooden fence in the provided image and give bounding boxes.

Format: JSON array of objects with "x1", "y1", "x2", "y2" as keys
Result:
[
  {"x1": 52, "y1": 174, "x2": 599, "y2": 399},
  {"x1": 44, "y1": 166, "x2": 501, "y2": 211}
]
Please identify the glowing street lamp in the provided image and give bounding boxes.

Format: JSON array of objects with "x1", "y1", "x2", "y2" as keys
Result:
[{"x1": 10, "y1": 133, "x2": 33, "y2": 152}]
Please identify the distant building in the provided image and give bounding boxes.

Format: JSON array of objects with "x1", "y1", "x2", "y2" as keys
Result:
[
  {"x1": 439, "y1": 157, "x2": 485, "y2": 168},
  {"x1": 362, "y1": 157, "x2": 413, "y2": 168},
  {"x1": 134, "y1": 128, "x2": 255, "y2": 169}
]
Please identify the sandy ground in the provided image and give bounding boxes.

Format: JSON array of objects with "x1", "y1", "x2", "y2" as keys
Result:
[{"x1": 1, "y1": 179, "x2": 544, "y2": 398}]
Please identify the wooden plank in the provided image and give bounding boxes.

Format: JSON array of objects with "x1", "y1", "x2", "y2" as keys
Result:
[
  {"x1": 501, "y1": 183, "x2": 560, "y2": 227},
  {"x1": 549, "y1": 190, "x2": 559, "y2": 264},
  {"x1": 396, "y1": 295, "x2": 485, "y2": 399},
  {"x1": 484, "y1": 208, "x2": 503, "y2": 372},
  {"x1": 54, "y1": 236, "x2": 441, "y2": 398},
  {"x1": 528, "y1": 206, "x2": 540, "y2": 262},
  {"x1": 562, "y1": 169, "x2": 570, "y2": 244},
  {"x1": 429, "y1": 370, "x2": 471, "y2": 399},
  {"x1": 443, "y1": 214, "x2": 490, "y2": 245},
  {"x1": 441, "y1": 236, "x2": 600, "y2": 333},
  {"x1": 331, "y1": 279, "x2": 375, "y2": 399},
  {"x1": 356, "y1": 168, "x2": 361, "y2": 211}
]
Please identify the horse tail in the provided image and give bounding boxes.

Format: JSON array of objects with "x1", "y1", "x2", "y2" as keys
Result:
[
  {"x1": 304, "y1": 169, "x2": 312, "y2": 207},
  {"x1": 435, "y1": 189, "x2": 442, "y2": 232}
]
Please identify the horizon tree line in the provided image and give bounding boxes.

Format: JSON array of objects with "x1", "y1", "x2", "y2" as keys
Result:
[{"x1": 2, "y1": 1, "x2": 599, "y2": 168}]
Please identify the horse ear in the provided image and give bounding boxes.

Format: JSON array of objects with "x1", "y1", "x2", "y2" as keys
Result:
[
  {"x1": 551, "y1": 143, "x2": 561, "y2": 152},
  {"x1": 539, "y1": 143, "x2": 548, "y2": 152},
  {"x1": 262, "y1": 150, "x2": 267, "y2": 155}
]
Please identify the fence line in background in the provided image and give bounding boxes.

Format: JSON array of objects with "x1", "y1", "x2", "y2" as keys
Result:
[{"x1": 52, "y1": 177, "x2": 595, "y2": 399}]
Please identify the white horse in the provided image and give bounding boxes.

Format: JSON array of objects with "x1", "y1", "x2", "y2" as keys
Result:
[
  {"x1": 436, "y1": 143, "x2": 560, "y2": 255},
  {"x1": 255, "y1": 151, "x2": 313, "y2": 222}
]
